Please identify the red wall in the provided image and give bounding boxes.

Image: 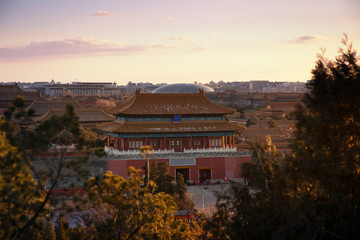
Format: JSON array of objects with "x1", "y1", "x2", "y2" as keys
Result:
[
  {"x1": 108, "y1": 155, "x2": 252, "y2": 180},
  {"x1": 108, "y1": 160, "x2": 128, "y2": 177},
  {"x1": 108, "y1": 159, "x2": 169, "y2": 178},
  {"x1": 224, "y1": 155, "x2": 252, "y2": 178}
]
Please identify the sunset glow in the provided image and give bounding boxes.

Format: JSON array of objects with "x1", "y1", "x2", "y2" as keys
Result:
[{"x1": 0, "y1": 0, "x2": 359, "y2": 84}]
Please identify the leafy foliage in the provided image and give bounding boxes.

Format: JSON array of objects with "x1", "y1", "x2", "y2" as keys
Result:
[
  {"x1": 173, "y1": 173, "x2": 195, "y2": 211},
  {"x1": 66, "y1": 168, "x2": 202, "y2": 239},
  {"x1": 150, "y1": 161, "x2": 175, "y2": 195},
  {"x1": 82, "y1": 129, "x2": 104, "y2": 149},
  {"x1": 0, "y1": 130, "x2": 47, "y2": 239},
  {"x1": 55, "y1": 217, "x2": 70, "y2": 240},
  {"x1": 0, "y1": 98, "x2": 87, "y2": 239},
  {"x1": 208, "y1": 36, "x2": 360, "y2": 239},
  {"x1": 43, "y1": 221, "x2": 56, "y2": 240}
]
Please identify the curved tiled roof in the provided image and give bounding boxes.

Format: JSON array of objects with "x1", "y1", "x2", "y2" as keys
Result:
[
  {"x1": 267, "y1": 102, "x2": 302, "y2": 114},
  {"x1": 27, "y1": 100, "x2": 83, "y2": 116},
  {"x1": 34, "y1": 108, "x2": 114, "y2": 123},
  {"x1": 97, "y1": 120, "x2": 239, "y2": 133},
  {"x1": 107, "y1": 91, "x2": 234, "y2": 115}
]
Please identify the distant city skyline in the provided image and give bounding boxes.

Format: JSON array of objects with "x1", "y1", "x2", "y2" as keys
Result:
[{"x1": 0, "y1": 0, "x2": 359, "y2": 84}]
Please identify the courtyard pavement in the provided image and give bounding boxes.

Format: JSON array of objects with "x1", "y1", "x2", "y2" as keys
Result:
[{"x1": 186, "y1": 183, "x2": 231, "y2": 217}]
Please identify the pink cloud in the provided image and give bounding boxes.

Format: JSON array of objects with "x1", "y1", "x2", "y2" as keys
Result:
[
  {"x1": 288, "y1": 35, "x2": 327, "y2": 44},
  {"x1": 91, "y1": 10, "x2": 114, "y2": 17},
  {"x1": 0, "y1": 38, "x2": 176, "y2": 60}
]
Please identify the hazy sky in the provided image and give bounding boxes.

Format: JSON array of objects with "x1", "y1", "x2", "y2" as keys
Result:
[{"x1": 0, "y1": 0, "x2": 359, "y2": 84}]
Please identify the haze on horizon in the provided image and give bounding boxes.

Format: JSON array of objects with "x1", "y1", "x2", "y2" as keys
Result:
[{"x1": 0, "y1": 0, "x2": 359, "y2": 85}]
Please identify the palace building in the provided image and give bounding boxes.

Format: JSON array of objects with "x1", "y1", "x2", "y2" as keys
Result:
[{"x1": 98, "y1": 84, "x2": 251, "y2": 183}]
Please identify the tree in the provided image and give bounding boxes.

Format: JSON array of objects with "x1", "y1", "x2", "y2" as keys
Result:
[
  {"x1": 67, "y1": 168, "x2": 202, "y2": 239},
  {"x1": 82, "y1": 128, "x2": 104, "y2": 148},
  {"x1": 55, "y1": 217, "x2": 70, "y2": 240},
  {"x1": 0, "y1": 98, "x2": 87, "y2": 239},
  {"x1": 173, "y1": 173, "x2": 195, "y2": 211},
  {"x1": 218, "y1": 139, "x2": 289, "y2": 239},
  {"x1": 0, "y1": 130, "x2": 47, "y2": 239},
  {"x1": 202, "y1": 187, "x2": 232, "y2": 240},
  {"x1": 209, "y1": 36, "x2": 360, "y2": 239},
  {"x1": 287, "y1": 35, "x2": 360, "y2": 239},
  {"x1": 150, "y1": 161, "x2": 175, "y2": 195},
  {"x1": 95, "y1": 99, "x2": 116, "y2": 108},
  {"x1": 148, "y1": 160, "x2": 195, "y2": 212},
  {"x1": 43, "y1": 221, "x2": 56, "y2": 240},
  {"x1": 174, "y1": 173, "x2": 186, "y2": 200}
]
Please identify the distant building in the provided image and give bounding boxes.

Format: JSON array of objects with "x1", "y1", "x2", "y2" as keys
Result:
[
  {"x1": 250, "y1": 80, "x2": 270, "y2": 91},
  {"x1": 49, "y1": 82, "x2": 120, "y2": 97}
]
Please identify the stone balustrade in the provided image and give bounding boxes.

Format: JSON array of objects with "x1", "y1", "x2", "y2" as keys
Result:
[
  {"x1": 104, "y1": 146, "x2": 238, "y2": 157},
  {"x1": 183, "y1": 147, "x2": 237, "y2": 153},
  {"x1": 105, "y1": 146, "x2": 175, "y2": 156}
]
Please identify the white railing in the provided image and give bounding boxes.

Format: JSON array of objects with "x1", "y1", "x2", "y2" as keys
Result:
[
  {"x1": 51, "y1": 144, "x2": 76, "y2": 149},
  {"x1": 104, "y1": 146, "x2": 175, "y2": 156},
  {"x1": 104, "y1": 146, "x2": 237, "y2": 157},
  {"x1": 183, "y1": 147, "x2": 237, "y2": 153}
]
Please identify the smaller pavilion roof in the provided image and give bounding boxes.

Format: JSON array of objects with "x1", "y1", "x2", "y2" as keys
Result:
[
  {"x1": 27, "y1": 100, "x2": 83, "y2": 116},
  {"x1": 34, "y1": 108, "x2": 114, "y2": 123},
  {"x1": 0, "y1": 84, "x2": 41, "y2": 102},
  {"x1": 266, "y1": 102, "x2": 302, "y2": 114}
]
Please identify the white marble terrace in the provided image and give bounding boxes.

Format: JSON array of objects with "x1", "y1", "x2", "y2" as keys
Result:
[{"x1": 104, "y1": 146, "x2": 237, "y2": 157}]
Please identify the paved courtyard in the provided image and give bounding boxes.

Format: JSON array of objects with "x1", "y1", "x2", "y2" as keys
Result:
[{"x1": 186, "y1": 183, "x2": 231, "y2": 216}]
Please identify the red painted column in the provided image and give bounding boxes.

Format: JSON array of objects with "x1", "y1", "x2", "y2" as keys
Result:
[
  {"x1": 163, "y1": 137, "x2": 167, "y2": 150},
  {"x1": 189, "y1": 137, "x2": 192, "y2": 149},
  {"x1": 125, "y1": 138, "x2": 129, "y2": 150},
  {"x1": 145, "y1": 137, "x2": 148, "y2": 146},
  {"x1": 106, "y1": 135, "x2": 110, "y2": 147}
]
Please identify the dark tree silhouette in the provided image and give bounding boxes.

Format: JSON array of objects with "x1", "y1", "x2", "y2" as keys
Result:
[{"x1": 208, "y1": 35, "x2": 360, "y2": 239}]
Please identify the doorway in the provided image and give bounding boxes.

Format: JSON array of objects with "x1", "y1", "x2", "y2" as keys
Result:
[
  {"x1": 176, "y1": 168, "x2": 189, "y2": 183},
  {"x1": 199, "y1": 169, "x2": 211, "y2": 183}
]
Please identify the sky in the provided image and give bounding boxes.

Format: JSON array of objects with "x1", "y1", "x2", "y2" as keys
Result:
[{"x1": 0, "y1": 0, "x2": 359, "y2": 85}]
